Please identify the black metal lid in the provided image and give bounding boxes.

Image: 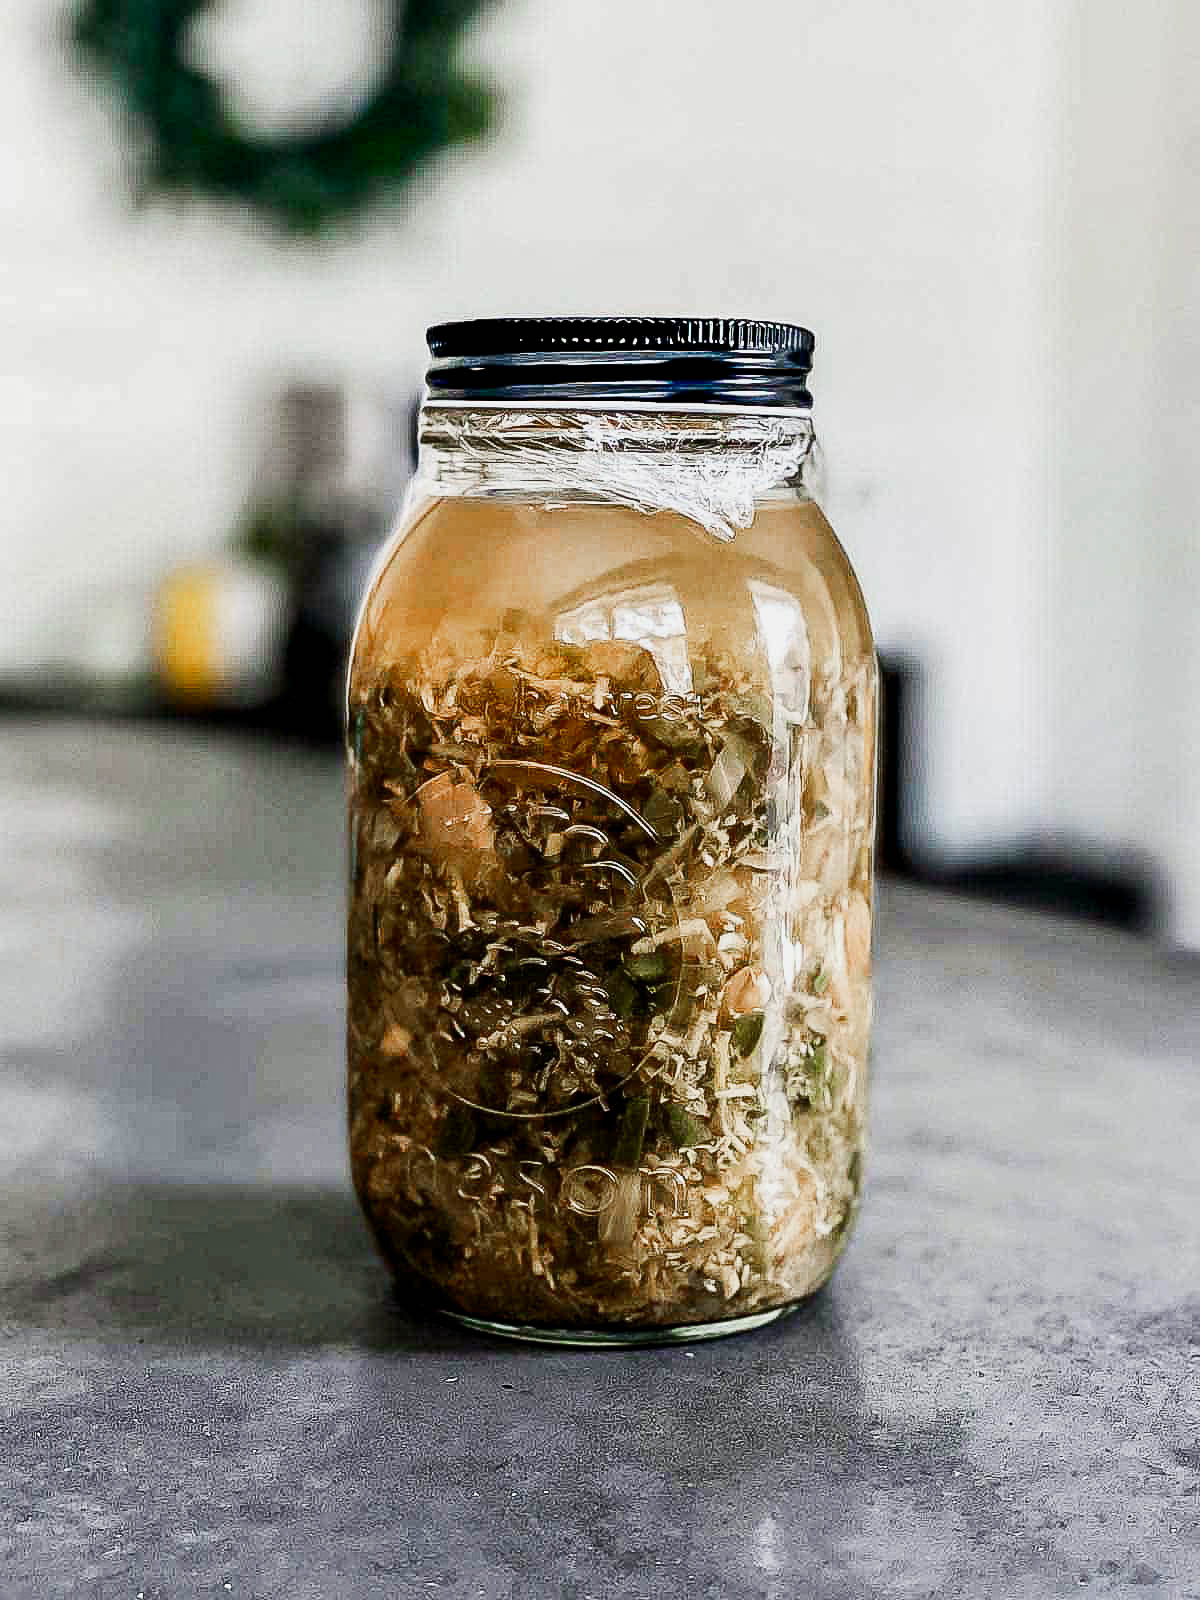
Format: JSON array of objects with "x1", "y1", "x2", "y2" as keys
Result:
[{"x1": 425, "y1": 317, "x2": 816, "y2": 409}]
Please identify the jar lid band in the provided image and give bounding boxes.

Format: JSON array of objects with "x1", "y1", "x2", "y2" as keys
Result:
[{"x1": 425, "y1": 318, "x2": 815, "y2": 410}]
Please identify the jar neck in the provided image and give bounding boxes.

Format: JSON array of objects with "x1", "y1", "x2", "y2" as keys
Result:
[
  {"x1": 415, "y1": 405, "x2": 816, "y2": 543},
  {"x1": 419, "y1": 403, "x2": 813, "y2": 483}
]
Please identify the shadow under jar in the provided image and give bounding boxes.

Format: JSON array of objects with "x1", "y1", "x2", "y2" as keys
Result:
[{"x1": 347, "y1": 318, "x2": 877, "y2": 1344}]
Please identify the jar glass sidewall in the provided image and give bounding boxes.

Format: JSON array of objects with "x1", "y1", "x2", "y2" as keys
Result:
[{"x1": 347, "y1": 483, "x2": 876, "y2": 1333}]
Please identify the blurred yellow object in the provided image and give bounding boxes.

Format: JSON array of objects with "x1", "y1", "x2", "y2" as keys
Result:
[
  {"x1": 155, "y1": 560, "x2": 290, "y2": 708},
  {"x1": 157, "y1": 564, "x2": 221, "y2": 702}
]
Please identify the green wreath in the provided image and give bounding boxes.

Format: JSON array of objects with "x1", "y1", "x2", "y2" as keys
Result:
[{"x1": 71, "y1": 0, "x2": 499, "y2": 235}]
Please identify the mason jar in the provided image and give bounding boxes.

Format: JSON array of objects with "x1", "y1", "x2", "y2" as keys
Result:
[{"x1": 347, "y1": 318, "x2": 876, "y2": 1344}]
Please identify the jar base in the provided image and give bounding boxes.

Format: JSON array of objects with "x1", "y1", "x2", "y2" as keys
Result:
[{"x1": 441, "y1": 1301, "x2": 803, "y2": 1348}]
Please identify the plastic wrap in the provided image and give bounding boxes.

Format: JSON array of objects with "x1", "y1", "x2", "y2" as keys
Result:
[{"x1": 417, "y1": 406, "x2": 817, "y2": 543}]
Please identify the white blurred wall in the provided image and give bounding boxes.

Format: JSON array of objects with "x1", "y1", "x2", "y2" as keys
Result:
[
  {"x1": 1, "y1": 0, "x2": 1197, "y2": 939},
  {"x1": 1047, "y1": 1, "x2": 1200, "y2": 946}
]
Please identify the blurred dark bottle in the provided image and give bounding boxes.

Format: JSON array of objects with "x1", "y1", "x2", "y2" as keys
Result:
[{"x1": 232, "y1": 379, "x2": 415, "y2": 742}]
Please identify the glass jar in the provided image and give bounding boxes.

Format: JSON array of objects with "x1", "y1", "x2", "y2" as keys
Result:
[{"x1": 347, "y1": 318, "x2": 876, "y2": 1344}]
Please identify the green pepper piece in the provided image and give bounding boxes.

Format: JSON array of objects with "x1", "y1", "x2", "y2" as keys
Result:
[
  {"x1": 604, "y1": 968, "x2": 639, "y2": 1019},
  {"x1": 623, "y1": 951, "x2": 670, "y2": 983},
  {"x1": 834, "y1": 1150, "x2": 864, "y2": 1238},
  {"x1": 434, "y1": 1101, "x2": 477, "y2": 1159},
  {"x1": 732, "y1": 1011, "x2": 765, "y2": 1056},
  {"x1": 729, "y1": 690, "x2": 773, "y2": 737},
  {"x1": 447, "y1": 960, "x2": 473, "y2": 992},
  {"x1": 666, "y1": 1103, "x2": 703, "y2": 1150},
  {"x1": 811, "y1": 968, "x2": 830, "y2": 996},
  {"x1": 612, "y1": 1096, "x2": 650, "y2": 1169},
  {"x1": 644, "y1": 787, "x2": 683, "y2": 838},
  {"x1": 641, "y1": 718, "x2": 707, "y2": 760},
  {"x1": 847, "y1": 1148, "x2": 863, "y2": 1193}
]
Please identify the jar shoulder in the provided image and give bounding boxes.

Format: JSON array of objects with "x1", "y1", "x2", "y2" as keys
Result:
[{"x1": 351, "y1": 494, "x2": 873, "y2": 683}]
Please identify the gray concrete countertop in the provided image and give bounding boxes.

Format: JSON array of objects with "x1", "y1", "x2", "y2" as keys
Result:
[{"x1": 1, "y1": 721, "x2": 1197, "y2": 1599}]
